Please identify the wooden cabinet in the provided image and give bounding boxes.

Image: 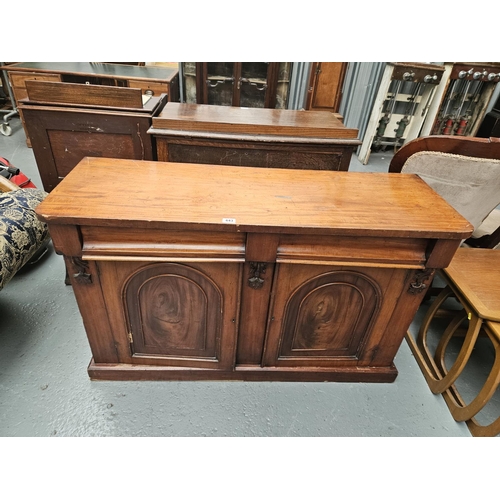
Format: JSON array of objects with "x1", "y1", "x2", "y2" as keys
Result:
[
  {"x1": 182, "y1": 62, "x2": 292, "y2": 109},
  {"x1": 150, "y1": 103, "x2": 361, "y2": 171},
  {"x1": 305, "y1": 62, "x2": 348, "y2": 112},
  {"x1": 35, "y1": 158, "x2": 473, "y2": 382},
  {"x1": 20, "y1": 80, "x2": 167, "y2": 192},
  {"x1": 1, "y1": 62, "x2": 179, "y2": 145}
]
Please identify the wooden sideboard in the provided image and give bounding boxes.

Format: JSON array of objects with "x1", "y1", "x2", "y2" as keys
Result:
[
  {"x1": 20, "y1": 80, "x2": 167, "y2": 192},
  {"x1": 0, "y1": 62, "x2": 179, "y2": 145},
  {"x1": 149, "y1": 103, "x2": 361, "y2": 171},
  {"x1": 35, "y1": 157, "x2": 473, "y2": 382}
]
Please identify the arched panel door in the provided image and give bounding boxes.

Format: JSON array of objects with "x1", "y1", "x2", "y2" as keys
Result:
[
  {"x1": 123, "y1": 262, "x2": 238, "y2": 369},
  {"x1": 263, "y1": 266, "x2": 383, "y2": 368}
]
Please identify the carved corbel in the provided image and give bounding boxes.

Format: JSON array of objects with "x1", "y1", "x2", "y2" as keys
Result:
[
  {"x1": 248, "y1": 262, "x2": 267, "y2": 289},
  {"x1": 71, "y1": 257, "x2": 92, "y2": 285},
  {"x1": 408, "y1": 269, "x2": 433, "y2": 294}
]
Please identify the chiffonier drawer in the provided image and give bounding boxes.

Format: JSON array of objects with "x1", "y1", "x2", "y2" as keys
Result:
[
  {"x1": 80, "y1": 226, "x2": 246, "y2": 262},
  {"x1": 276, "y1": 234, "x2": 429, "y2": 268}
]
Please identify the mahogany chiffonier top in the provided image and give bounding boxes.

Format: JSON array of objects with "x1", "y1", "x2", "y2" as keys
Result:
[
  {"x1": 150, "y1": 103, "x2": 360, "y2": 141},
  {"x1": 36, "y1": 157, "x2": 473, "y2": 240}
]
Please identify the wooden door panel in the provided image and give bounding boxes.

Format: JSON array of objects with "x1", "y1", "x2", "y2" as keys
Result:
[
  {"x1": 126, "y1": 265, "x2": 219, "y2": 357},
  {"x1": 263, "y1": 264, "x2": 402, "y2": 367},
  {"x1": 21, "y1": 108, "x2": 154, "y2": 192},
  {"x1": 97, "y1": 261, "x2": 242, "y2": 370},
  {"x1": 306, "y1": 62, "x2": 347, "y2": 112},
  {"x1": 280, "y1": 271, "x2": 380, "y2": 357}
]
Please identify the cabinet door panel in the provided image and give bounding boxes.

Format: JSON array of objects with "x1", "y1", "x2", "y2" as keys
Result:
[
  {"x1": 98, "y1": 261, "x2": 241, "y2": 370},
  {"x1": 306, "y1": 63, "x2": 347, "y2": 112},
  {"x1": 239, "y1": 82, "x2": 267, "y2": 108},
  {"x1": 280, "y1": 272, "x2": 380, "y2": 357},
  {"x1": 263, "y1": 264, "x2": 401, "y2": 368},
  {"x1": 126, "y1": 265, "x2": 219, "y2": 357},
  {"x1": 239, "y1": 62, "x2": 270, "y2": 108},
  {"x1": 205, "y1": 62, "x2": 235, "y2": 106}
]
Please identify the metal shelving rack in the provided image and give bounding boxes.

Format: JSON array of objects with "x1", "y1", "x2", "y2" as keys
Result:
[{"x1": 358, "y1": 62, "x2": 446, "y2": 164}]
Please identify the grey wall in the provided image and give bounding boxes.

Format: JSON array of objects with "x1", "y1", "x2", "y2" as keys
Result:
[
  {"x1": 339, "y1": 62, "x2": 386, "y2": 147},
  {"x1": 287, "y1": 62, "x2": 312, "y2": 110}
]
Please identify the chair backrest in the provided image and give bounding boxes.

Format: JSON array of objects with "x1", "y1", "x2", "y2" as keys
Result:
[{"x1": 389, "y1": 136, "x2": 500, "y2": 231}]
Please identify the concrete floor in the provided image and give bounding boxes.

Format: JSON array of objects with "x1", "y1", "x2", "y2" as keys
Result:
[{"x1": 0, "y1": 115, "x2": 493, "y2": 438}]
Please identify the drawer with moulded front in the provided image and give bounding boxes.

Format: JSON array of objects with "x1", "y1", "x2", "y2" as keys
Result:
[
  {"x1": 80, "y1": 227, "x2": 246, "y2": 262},
  {"x1": 276, "y1": 234, "x2": 430, "y2": 269}
]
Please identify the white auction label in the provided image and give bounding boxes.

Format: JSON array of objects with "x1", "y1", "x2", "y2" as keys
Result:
[{"x1": 222, "y1": 218, "x2": 236, "y2": 224}]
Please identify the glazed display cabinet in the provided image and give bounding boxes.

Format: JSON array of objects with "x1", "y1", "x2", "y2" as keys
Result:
[{"x1": 181, "y1": 62, "x2": 292, "y2": 108}]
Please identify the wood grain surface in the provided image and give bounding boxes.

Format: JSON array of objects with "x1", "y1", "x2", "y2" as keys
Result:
[
  {"x1": 444, "y1": 247, "x2": 500, "y2": 320},
  {"x1": 152, "y1": 103, "x2": 359, "y2": 139},
  {"x1": 36, "y1": 157, "x2": 473, "y2": 239},
  {"x1": 25, "y1": 80, "x2": 144, "y2": 109}
]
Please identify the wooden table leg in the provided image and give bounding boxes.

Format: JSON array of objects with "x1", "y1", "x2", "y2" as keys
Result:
[
  {"x1": 442, "y1": 321, "x2": 500, "y2": 426},
  {"x1": 410, "y1": 285, "x2": 483, "y2": 394}
]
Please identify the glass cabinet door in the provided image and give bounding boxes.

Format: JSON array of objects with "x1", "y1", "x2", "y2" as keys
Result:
[
  {"x1": 239, "y1": 62, "x2": 270, "y2": 108},
  {"x1": 205, "y1": 62, "x2": 235, "y2": 106},
  {"x1": 181, "y1": 62, "x2": 292, "y2": 108}
]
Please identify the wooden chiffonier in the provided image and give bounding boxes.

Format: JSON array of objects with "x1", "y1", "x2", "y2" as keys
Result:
[
  {"x1": 149, "y1": 103, "x2": 361, "y2": 171},
  {"x1": 35, "y1": 157, "x2": 473, "y2": 382}
]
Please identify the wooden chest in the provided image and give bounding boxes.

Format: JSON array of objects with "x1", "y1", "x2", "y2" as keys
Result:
[
  {"x1": 35, "y1": 157, "x2": 473, "y2": 382},
  {"x1": 149, "y1": 103, "x2": 361, "y2": 171}
]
